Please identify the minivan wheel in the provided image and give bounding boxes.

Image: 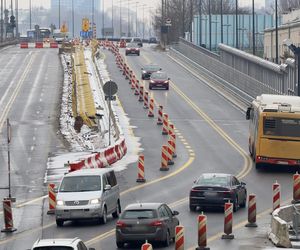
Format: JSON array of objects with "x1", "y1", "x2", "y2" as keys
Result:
[
  {"x1": 100, "y1": 207, "x2": 107, "y2": 224},
  {"x1": 56, "y1": 219, "x2": 64, "y2": 227},
  {"x1": 112, "y1": 201, "x2": 121, "y2": 218},
  {"x1": 116, "y1": 241, "x2": 124, "y2": 248}
]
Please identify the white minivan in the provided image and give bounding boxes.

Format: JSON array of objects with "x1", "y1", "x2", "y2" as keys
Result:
[{"x1": 55, "y1": 168, "x2": 121, "y2": 227}]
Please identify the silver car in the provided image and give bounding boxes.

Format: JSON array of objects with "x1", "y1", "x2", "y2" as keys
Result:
[
  {"x1": 55, "y1": 168, "x2": 121, "y2": 227},
  {"x1": 115, "y1": 203, "x2": 179, "y2": 248}
]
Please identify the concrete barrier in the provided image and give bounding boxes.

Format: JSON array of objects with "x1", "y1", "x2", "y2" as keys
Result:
[{"x1": 269, "y1": 204, "x2": 297, "y2": 248}]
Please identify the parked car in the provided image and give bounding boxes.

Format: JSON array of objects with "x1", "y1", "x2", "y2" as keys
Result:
[
  {"x1": 149, "y1": 71, "x2": 170, "y2": 90},
  {"x1": 130, "y1": 37, "x2": 143, "y2": 47},
  {"x1": 30, "y1": 238, "x2": 95, "y2": 250},
  {"x1": 125, "y1": 43, "x2": 140, "y2": 56},
  {"x1": 189, "y1": 173, "x2": 247, "y2": 212},
  {"x1": 141, "y1": 64, "x2": 161, "y2": 80},
  {"x1": 55, "y1": 168, "x2": 121, "y2": 227},
  {"x1": 115, "y1": 203, "x2": 180, "y2": 248}
]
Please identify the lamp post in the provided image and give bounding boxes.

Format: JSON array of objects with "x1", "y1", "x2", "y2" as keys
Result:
[
  {"x1": 127, "y1": 1, "x2": 136, "y2": 37},
  {"x1": 208, "y1": 0, "x2": 211, "y2": 50},
  {"x1": 112, "y1": 0, "x2": 114, "y2": 38},
  {"x1": 198, "y1": 0, "x2": 202, "y2": 46},
  {"x1": 72, "y1": 0, "x2": 74, "y2": 37},
  {"x1": 235, "y1": 0, "x2": 238, "y2": 49},
  {"x1": 275, "y1": 0, "x2": 278, "y2": 64},
  {"x1": 58, "y1": 0, "x2": 60, "y2": 29},
  {"x1": 220, "y1": 0, "x2": 223, "y2": 44},
  {"x1": 283, "y1": 39, "x2": 300, "y2": 96},
  {"x1": 102, "y1": 0, "x2": 104, "y2": 37},
  {"x1": 252, "y1": 0, "x2": 255, "y2": 55},
  {"x1": 1, "y1": 0, "x2": 3, "y2": 42}
]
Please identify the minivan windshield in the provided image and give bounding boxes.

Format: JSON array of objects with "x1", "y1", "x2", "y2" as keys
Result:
[{"x1": 59, "y1": 176, "x2": 101, "y2": 192}]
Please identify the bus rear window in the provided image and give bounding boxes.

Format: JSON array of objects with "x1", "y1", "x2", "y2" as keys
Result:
[{"x1": 263, "y1": 117, "x2": 300, "y2": 137}]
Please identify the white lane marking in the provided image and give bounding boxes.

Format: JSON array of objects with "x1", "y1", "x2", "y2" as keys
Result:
[{"x1": 30, "y1": 146, "x2": 34, "y2": 151}]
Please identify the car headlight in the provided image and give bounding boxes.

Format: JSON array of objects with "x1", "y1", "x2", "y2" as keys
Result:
[
  {"x1": 142, "y1": 71, "x2": 146, "y2": 73},
  {"x1": 56, "y1": 200, "x2": 64, "y2": 206},
  {"x1": 150, "y1": 80, "x2": 154, "y2": 83},
  {"x1": 90, "y1": 198, "x2": 100, "y2": 204},
  {"x1": 164, "y1": 80, "x2": 169, "y2": 83}
]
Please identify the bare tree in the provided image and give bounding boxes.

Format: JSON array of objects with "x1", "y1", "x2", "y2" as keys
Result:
[{"x1": 279, "y1": 0, "x2": 300, "y2": 12}]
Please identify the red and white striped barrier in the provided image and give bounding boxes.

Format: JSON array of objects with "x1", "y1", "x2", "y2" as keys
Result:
[
  {"x1": 148, "y1": 98, "x2": 154, "y2": 117},
  {"x1": 169, "y1": 123, "x2": 177, "y2": 157},
  {"x1": 50, "y1": 42, "x2": 58, "y2": 48},
  {"x1": 160, "y1": 145, "x2": 169, "y2": 171},
  {"x1": 157, "y1": 105, "x2": 163, "y2": 125},
  {"x1": 47, "y1": 183, "x2": 56, "y2": 214},
  {"x1": 175, "y1": 225, "x2": 184, "y2": 250},
  {"x1": 131, "y1": 75, "x2": 136, "y2": 89},
  {"x1": 143, "y1": 91, "x2": 149, "y2": 109},
  {"x1": 139, "y1": 85, "x2": 144, "y2": 102},
  {"x1": 1, "y1": 198, "x2": 16, "y2": 232},
  {"x1": 141, "y1": 241, "x2": 153, "y2": 250},
  {"x1": 272, "y1": 181, "x2": 280, "y2": 212},
  {"x1": 134, "y1": 80, "x2": 140, "y2": 95},
  {"x1": 196, "y1": 213, "x2": 209, "y2": 250},
  {"x1": 35, "y1": 42, "x2": 43, "y2": 48},
  {"x1": 20, "y1": 42, "x2": 28, "y2": 48},
  {"x1": 293, "y1": 172, "x2": 300, "y2": 203},
  {"x1": 167, "y1": 139, "x2": 174, "y2": 165},
  {"x1": 222, "y1": 202, "x2": 234, "y2": 239},
  {"x1": 245, "y1": 194, "x2": 257, "y2": 227},
  {"x1": 162, "y1": 113, "x2": 169, "y2": 135},
  {"x1": 129, "y1": 70, "x2": 133, "y2": 84},
  {"x1": 136, "y1": 154, "x2": 146, "y2": 182}
]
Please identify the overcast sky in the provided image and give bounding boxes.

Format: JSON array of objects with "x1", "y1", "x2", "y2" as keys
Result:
[{"x1": 15, "y1": 0, "x2": 263, "y2": 10}]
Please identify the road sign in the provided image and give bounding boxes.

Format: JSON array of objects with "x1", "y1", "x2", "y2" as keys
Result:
[
  {"x1": 80, "y1": 31, "x2": 93, "y2": 38},
  {"x1": 103, "y1": 81, "x2": 118, "y2": 96},
  {"x1": 82, "y1": 18, "x2": 90, "y2": 32},
  {"x1": 61, "y1": 22, "x2": 68, "y2": 33}
]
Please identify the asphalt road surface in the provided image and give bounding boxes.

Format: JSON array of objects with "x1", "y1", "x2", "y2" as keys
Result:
[{"x1": 0, "y1": 44, "x2": 296, "y2": 250}]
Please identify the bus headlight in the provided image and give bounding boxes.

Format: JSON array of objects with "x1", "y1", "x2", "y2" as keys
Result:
[
  {"x1": 56, "y1": 200, "x2": 64, "y2": 206},
  {"x1": 90, "y1": 199, "x2": 100, "y2": 204}
]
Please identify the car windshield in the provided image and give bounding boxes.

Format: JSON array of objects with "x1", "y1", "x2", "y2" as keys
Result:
[
  {"x1": 144, "y1": 65, "x2": 160, "y2": 71},
  {"x1": 59, "y1": 176, "x2": 101, "y2": 192},
  {"x1": 196, "y1": 175, "x2": 230, "y2": 187},
  {"x1": 122, "y1": 209, "x2": 156, "y2": 219},
  {"x1": 151, "y1": 72, "x2": 167, "y2": 80},
  {"x1": 127, "y1": 43, "x2": 138, "y2": 48},
  {"x1": 33, "y1": 247, "x2": 73, "y2": 250}
]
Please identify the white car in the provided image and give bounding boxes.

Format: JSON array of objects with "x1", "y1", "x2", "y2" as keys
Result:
[{"x1": 31, "y1": 238, "x2": 95, "y2": 250}]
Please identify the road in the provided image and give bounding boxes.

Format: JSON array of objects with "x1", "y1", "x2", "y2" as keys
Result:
[{"x1": 0, "y1": 44, "x2": 296, "y2": 249}]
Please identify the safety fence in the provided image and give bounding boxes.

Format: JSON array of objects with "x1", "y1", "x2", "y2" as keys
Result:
[{"x1": 171, "y1": 38, "x2": 298, "y2": 103}]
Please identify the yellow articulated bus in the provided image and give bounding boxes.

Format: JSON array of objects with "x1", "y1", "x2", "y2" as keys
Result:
[{"x1": 246, "y1": 94, "x2": 300, "y2": 169}]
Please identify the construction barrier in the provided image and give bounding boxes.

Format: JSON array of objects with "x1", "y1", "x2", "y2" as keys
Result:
[
  {"x1": 50, "y1": 42, "x2": 59, "y2": 48},
  {"x1": 273, "y1": 181, "x2": 281, "y2": 212},
  {"x1": 129, "y1": 70, "x2": 133, "y2": 84},
  {"x1": 20, "y1": 42, "x2": 28, "y2": 48},
  {"x1": 245, "y1": 194, "x2": 257, "y2": 227},
  {"x1": 167, "y1": 139, "x2": 174, "y2": 165},
  {"x1": 35, "y1": 42, "x2": 43, "y2": 48},
  {"x1": 136, "y1": 154, "x2": 146, "y2": 183},
  {"x1": 131, "y1": 75, "x2": 136, "y2": 89},
  {"x1": 157, "y1": 105, "x2": 163, "y2": 125},
  {"x1": 143, "y1": 91, "x2": 149, "y2": 109},
  {"x1": 196, "y1": 213, "x2": 210, "y2": 250},
  {"x1": 134, "y1": 80, "x2": 140, "y2": 95},
  {"x1": 221, "y1": 202, "x2": 234, "y2": 239},
  {"x1": 162, "y1": 113, "x2": 169, "y2": 135},
  {"x1": 160, "y1": 145, "x2": 169, "y2": 171},
  {"x1": 169, "y1": 123, "x2": 177, "y2": 157},
  {"x1": 1, "y1": 198, "x2": 17, "y2": 233},
  {"x1": 139, "y1": 85, "x2": 144, "y2": 102},
  {"x1": 293, "y1": 172, "x2": 300, "y2": 203},
  {"x1": 148, "y1": 98, "x2": 154, "y2": 117},
  {"x1": 175, "y1": 225, "x2": 184, "y2": 250},
  {"x1": 47, "y1": 183, "x2": 56, "y2": 214},
  {"x1": 141, "y1": 241, "x2": 153, "y2": 250}
]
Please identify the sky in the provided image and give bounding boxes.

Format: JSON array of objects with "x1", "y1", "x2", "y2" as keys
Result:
[{"x1": 14, "y1": 0, "x2": 263, "y2": 10}]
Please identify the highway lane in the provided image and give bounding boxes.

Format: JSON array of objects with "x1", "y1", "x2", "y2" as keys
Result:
[
  {"x1": 0, "y1": 44, "x2": 295, "y2": 249},
  {"x1": 0, "y1": 46, "x2": 66, "y2": 247}
]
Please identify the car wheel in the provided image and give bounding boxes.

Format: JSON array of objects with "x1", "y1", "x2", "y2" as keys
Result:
[
  {"x1": 100, "y1": 207, "x2": 107, "y2": 224},
  {"x1": 56, "y1": 219, "x2": 64, "y2": 227},
  {"x1": 189, "y1": 204, "x2": 196, "y2": 212},
  {"x1": 240, "y1": 192, "x2": 247, "y2": 208},
  {"x1": 233, "y1": 196, "x2": 239, "y2": 212},
  {"x1": 112, "y1": 200, "x2": 121, "y2": 218},
  {"x1": 163, "y1": 230, "x2": 170, "y2": 247},
  {"x1": 165, "y1": 86, "x2": 169, "y2": 90},
  {"x1": 137, "y1": 53, "x2": 140, "y2": 56},
  {"x1": 116, "y1": 241, "x2": 124, "y2": 248}
]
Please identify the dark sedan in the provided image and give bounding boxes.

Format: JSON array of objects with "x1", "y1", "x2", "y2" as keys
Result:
[
  {"x1": 115, "y1": 203, "x2": 179, "y2": 248},
  {"x1": 125, "y1": 43, "x2": 140, "y2": 56},
  {"x1": 189, "y1": 173, "x2": 247, "y2": 212},
  {"x1": 149, "y1": 71, "x2": 170, "y2": 90},
  {"x1": 141, "y1": 64, "x2": 161, "y2": 80}
]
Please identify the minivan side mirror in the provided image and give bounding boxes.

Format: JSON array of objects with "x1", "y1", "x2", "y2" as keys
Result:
[
  {"x1": 246, "y1": 106, "x2": 252, "y2": 120},
  {"x1": 53, "y1": 187, "x2": 58, "y2": 193},
  {"x1": 104, "y1": 184, "x2": 112, "y2": 191},
  {"x1": 172, "y1": 210, "x2": 179, "y2": 216}
]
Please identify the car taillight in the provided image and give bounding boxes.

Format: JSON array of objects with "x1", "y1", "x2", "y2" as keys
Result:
[
  {"x1": 150, "y1": 220, "x2": 163, "y2": 227},
  {"x1": 164, "y1": 80, "x2": 169, "y2": 83},
  {"x1": 116, "y1": 221, "x2": 127, "y2": 228}
]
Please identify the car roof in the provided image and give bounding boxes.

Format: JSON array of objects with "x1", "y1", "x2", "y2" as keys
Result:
[
  {"x1": 124, "y1": 202, "x2": 163, "y2": 210},
  {"x1": 32, "y1": 238, "x2": 80, "y2": 247},
  {"x1": 127, "y1": 43, "x2": 138, "y2": 47},
  {"x1": 151, "y1": 71, "x2": 168, "y2": 77},
  {"x1": 65, "y1": 168, "x2": 113, "y2": 177},
  {"x1": 201, "y1": 173, "x2": 232, "y2": 178}
]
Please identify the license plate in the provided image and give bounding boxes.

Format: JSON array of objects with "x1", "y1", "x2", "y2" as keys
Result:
[
  {"x1": 277, "y1": 161, "x2": 288, "y2": 165},
  {"x1": 204, "y1": 191, "x2": 217, "y2": 197}
]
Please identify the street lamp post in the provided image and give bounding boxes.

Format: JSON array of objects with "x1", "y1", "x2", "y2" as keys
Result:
[
  {"x1": 275, "y1": 0, "x2": 278, "y2": 64},
  {"x1": 58, "y1": 0, "x2": 61, "y2": 29},
  {"x1": 283, "y1": 39, "x2": 300, "y2": 96},
  {"x1": 198, "y1": 0, "x2": 202, "y2": 46},
  {"x1": 1, "y1": 0, "x2": 3, "y2": 42},
  {"x1": 235, "y1": 0, "x2": 238, "y2": 49},
  {"x1": 102, "y1": 0, "x2": 105, "y2": 37},
  {"x1": 252, "y1": 0, "x2": 255, "y2": 55},
  {"x1": 112, "y1": 0, "x2": 114, "y2": 38},
  {"x1": 72, "y1": 0, "x2": 74, "y2": 38},
  {"x1": 208, "y1": 0, "x2": 211, "y2": 50}
]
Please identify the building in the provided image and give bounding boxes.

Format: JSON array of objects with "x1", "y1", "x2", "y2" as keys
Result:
[{"x1": 264, "y1": 9, "x2": 300, "y2": 62}]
